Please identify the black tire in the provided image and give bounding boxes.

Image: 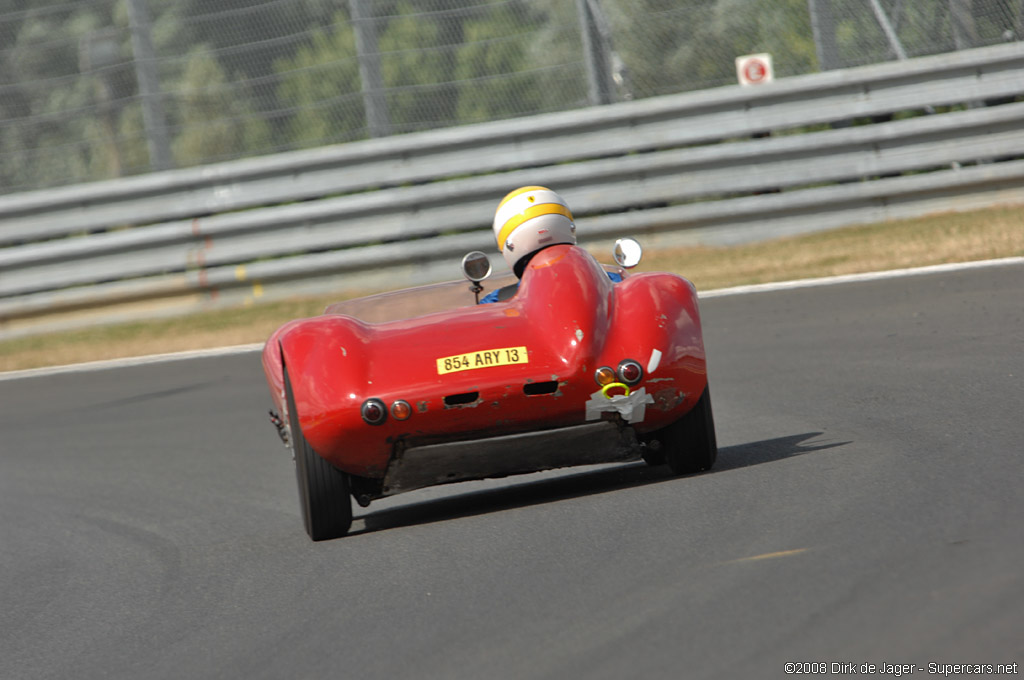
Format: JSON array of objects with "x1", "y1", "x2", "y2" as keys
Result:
[
  {"x1": 640, "y1": 445, "x2": 667, "y2": 467},
  {"x1": 284, "y1": 365, "x2": 353, "y2": 541},
  {"x1": 661, "y1": 386, "x2": 717, "y2": 475}
]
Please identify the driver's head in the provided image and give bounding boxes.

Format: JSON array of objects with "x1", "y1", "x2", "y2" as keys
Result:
[{"x1": 492, "y1": 186, "x2": 577, "y2": 278}]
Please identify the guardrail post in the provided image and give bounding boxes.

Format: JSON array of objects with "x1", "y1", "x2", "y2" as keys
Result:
[
  {"x1": 349, "y1": 0, "x2": 392, "y2": 138},
  {"x1": 808, "y1": 0, "x2": 841, "y2": 71},
  {"x1": 577, "y1": 0, "x2": 614, "y2": 106},
  {"x1": 948, "y1": 0, "x2": 979, "y2": 50},
  {"x1": 868, "y1": 0, "x2": 909, "y2": 61},
  {"x1": 125, "y1": 0, "x2": 174, "y2": 171}
]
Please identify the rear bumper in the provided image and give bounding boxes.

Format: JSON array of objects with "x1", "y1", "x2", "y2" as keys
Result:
[{"x1": 377, "y1": 421, "x2": 641, "y2": 498}]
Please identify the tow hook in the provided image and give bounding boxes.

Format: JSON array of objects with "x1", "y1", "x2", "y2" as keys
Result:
[{"x1": 268, "y1": 410, "x2": 289, "y2": 446}]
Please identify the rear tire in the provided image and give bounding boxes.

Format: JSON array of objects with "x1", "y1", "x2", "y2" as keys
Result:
[
  {"x1": 661, "y1": 386, "x2": 717, "y2": 475},
  {"x1": 640, "y1": 445, "x2": 666, "y2": 467},
  {"x1": 284, "y1": 365, "x2": 353, "y2": 541}
]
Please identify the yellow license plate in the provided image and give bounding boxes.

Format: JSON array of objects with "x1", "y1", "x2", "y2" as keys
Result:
[{"x1": 436, "y1": 346, "x2": 529, "y2": 375}]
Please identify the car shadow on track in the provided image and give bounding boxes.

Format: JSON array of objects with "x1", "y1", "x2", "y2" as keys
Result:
[
  {"x1": 352, "y1": 432, "x2": 848, "y2": 536},
  {"x1": 713, "y1": 432, "x2": 850, "y2": 473}
]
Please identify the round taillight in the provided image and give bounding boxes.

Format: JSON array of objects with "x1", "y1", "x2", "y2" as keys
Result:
[
  {"x1": 391, "y1": 400, "x2": 412, "y2": 421},
  {"x1": 618, "y1": 359, "x2": 643, "y2": 385},
  {"x1": 361, "y1": 398, "x2": 387, "y2": 425},
  {"x1": 594, "y1": 366, "x2": 616, "y2": 386}
]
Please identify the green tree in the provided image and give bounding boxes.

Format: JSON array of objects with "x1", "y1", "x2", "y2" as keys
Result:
[
  {"x1": 171, "y1": 47, "x2": 271, "y2": 165},
  {"x1": 0, "y1": 2, "x2": 146, "y2": 190},
  {"x1": 453, "y1": 3, "x2": 545, "y2": 123},
  {"x1": 525, "y1": 0, "x2": 589, "y2": 110},
  {"x1": 596, "y1": 0, "x2": 712, "y2": 96},
  {"x1": 702, "y1": 0, "x2": 816, "y2": 80},
  {"x1": 377, "y1": 0, "x2": 455, "y2": 133},
  {"x1": 273, "y1": 11, "x2": 364, "y2": 147},
  {"x1": 171, "y1": 0, "x2": 336, "y2": 83}
]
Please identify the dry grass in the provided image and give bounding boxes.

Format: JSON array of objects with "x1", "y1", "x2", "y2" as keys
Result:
[
  {"x1": 1, "y1": 205, "x2": 1021, "y2": 372},
  {"x1": 640, "y1": 205, "x2": 1024, "y2": 291},
  {"x1": 0, "y1": 298, "x2": 332, "y2": 372}
]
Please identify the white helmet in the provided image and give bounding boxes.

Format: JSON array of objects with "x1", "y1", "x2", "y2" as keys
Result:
[{"x1": 492, "y1": 186, "x2": 577, "y2": 276}]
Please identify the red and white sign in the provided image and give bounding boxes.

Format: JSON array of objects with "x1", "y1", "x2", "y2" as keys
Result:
[{"x1": 735, "y1": 53, "x2": 774, "y2": 87}]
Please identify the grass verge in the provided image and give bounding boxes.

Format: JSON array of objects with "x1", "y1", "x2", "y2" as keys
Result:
[{"x1": 1, "y1": 205, "x2": 1021, "y2": 372}]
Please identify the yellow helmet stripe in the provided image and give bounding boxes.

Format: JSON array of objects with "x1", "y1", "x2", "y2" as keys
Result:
[
  {"x1": 496, "y1": 185, "x2": 551, "y2": 211},
  {"x1": 496, "y1": 203, "x2": 574, "y2": 251}
]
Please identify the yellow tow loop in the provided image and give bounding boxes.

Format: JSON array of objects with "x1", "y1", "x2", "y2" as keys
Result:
[{"x1": 601, "y1": 382, "x2": 631, "y2": 399}]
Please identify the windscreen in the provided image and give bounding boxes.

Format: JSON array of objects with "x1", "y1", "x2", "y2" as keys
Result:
[{"x1": 323, "y1": 264, "x2": 625, "y2": 324}]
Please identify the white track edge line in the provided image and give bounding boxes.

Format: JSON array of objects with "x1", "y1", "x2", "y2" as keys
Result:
[
  {"x1": 698, "y1": 256, "x2": 1024, "y2": 298},
  {"x1": 2, "y1": 256, "x2": 1022, "y2": 382}
]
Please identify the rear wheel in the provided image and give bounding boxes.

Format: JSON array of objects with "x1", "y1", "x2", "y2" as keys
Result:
[
  {"x1": 284, "y1": 365, "x2": 353, "y2": 541},
  {"x1": 660, "y1": 386, "x2": 717, "y2": 475},
  {"x1": 640, "y1": 443, "x2": 666, "y2": 467}
]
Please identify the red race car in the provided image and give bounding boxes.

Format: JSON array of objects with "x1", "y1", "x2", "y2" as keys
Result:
[{"x1": 263, "y1": 239, "x2": 716, "y2": 540}]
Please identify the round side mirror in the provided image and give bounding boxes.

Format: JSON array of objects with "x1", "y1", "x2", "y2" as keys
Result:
[
  {"x1": 461, "y1": 251, "x2": 492, "y2": 283},
  {"x1": 613, "y1": 238, "x2": 643, "y2": 269}
]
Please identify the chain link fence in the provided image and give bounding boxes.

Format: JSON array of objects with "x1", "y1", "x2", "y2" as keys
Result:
[{"x1": 2, "y1": 0, "x2": 1021, "y2": 195}]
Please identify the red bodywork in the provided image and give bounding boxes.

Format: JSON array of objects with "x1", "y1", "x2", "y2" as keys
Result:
[{"x1": 263, "y1": 245, "x2": 707, "y2": 487}]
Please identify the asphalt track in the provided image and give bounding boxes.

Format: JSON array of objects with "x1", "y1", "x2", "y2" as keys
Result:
[{"x1": 2, "y1": 262, "x2": 1022, "y2": 680}]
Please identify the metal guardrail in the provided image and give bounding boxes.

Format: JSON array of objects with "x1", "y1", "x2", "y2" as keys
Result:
[{"x1": 1, "y1": 42, "x2": 1023, "y2": 338}]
